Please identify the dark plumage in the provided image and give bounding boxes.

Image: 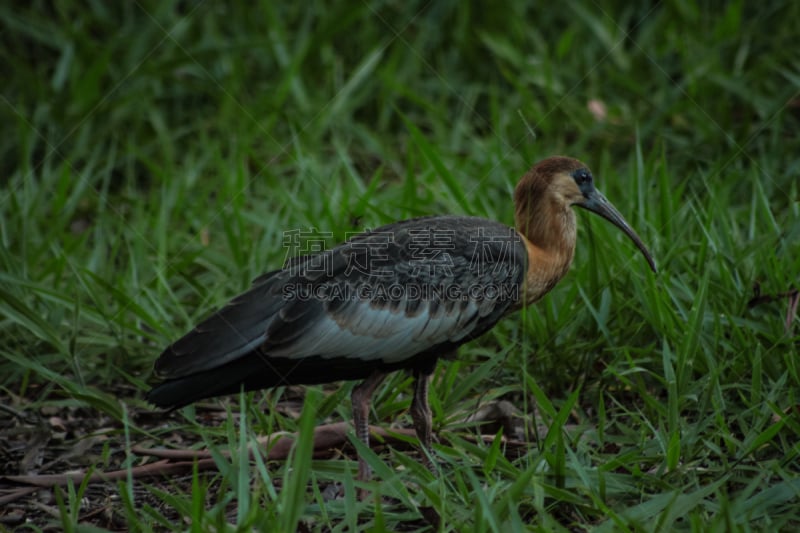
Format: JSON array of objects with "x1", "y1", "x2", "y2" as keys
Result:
[
  {"x1": 148, "y1": 216, "x2": 525, "y2": 406},
  {"x1": 148, "y1": 156, "x2": 656, "y2": 485}
]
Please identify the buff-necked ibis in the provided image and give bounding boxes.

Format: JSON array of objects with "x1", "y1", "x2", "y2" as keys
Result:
[{"x1": 148, "y1": 156, "x2": 656, "y2": 484}]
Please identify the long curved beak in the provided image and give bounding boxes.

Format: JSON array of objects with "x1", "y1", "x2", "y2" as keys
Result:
[{"x1": 579, "y1": 190, "x2": 657, "y2": 273}]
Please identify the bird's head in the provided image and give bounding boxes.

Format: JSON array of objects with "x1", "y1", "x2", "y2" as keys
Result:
[{"x1": 515, "y1": 156, "x2": 657, "y2": 272}]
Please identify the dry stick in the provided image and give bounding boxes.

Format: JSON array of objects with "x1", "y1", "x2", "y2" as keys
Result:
[
  {"x1": 2, "y1": 459, "x2": 218, "y2": 488},
  {"x1": 133, "y1": 422, "x2": 418, "y2": 461},
  {"x1": 0, "y1": 486, "x2": 39, "y2": 506}
]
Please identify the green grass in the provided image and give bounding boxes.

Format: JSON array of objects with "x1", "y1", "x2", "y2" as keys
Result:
[{"x1": 2, "y1": 1, "x2": 799, "y2": 530}]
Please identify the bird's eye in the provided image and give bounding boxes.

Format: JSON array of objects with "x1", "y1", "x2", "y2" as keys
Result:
[{"x1": 573, "y1": 169, "x2": 592, "y2": 185}]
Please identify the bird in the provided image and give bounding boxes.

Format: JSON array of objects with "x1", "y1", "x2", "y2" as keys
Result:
[{"x1": 147, "y1": 155, "x2": 656, "y2": 485}]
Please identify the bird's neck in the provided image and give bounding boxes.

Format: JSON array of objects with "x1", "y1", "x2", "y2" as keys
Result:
[{"x1": 514, "y1": 194, "x2": 577, "y2": 305}]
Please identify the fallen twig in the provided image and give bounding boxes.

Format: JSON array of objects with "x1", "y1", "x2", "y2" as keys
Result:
[
  {"x1": 0, "y1": 486, "x2": 38, "y2": 506},
  {"x1": 1, "y1": 459, "x2": 217, "y2": 488}
]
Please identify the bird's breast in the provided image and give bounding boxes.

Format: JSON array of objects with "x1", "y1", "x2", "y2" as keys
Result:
[{"x1": 518, "y1": 233, "x2": 574, "y2": 306}]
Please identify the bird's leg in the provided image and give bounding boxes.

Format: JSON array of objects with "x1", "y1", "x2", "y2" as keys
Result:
[
  {"x1": 410, "y1": 370, "x2": 435, "y2": 474},
  {"x1": 351, "y1": 370, "x2": 387, "y2": 484}
]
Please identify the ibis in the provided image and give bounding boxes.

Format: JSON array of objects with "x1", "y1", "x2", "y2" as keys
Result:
[{"x1": 148, "y1": 156, "x2": 656, "y2": 483}]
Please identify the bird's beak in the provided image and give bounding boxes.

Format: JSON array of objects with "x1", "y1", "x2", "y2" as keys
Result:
[{"x1": 578, "y1": 190, "x2": 657, "y2": 273}]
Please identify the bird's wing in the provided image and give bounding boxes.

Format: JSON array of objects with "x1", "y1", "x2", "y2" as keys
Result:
[
  {"x1": 261, "y1": 216, "x2": 527, "y2": 363},
  {"x1": 154, "y1": 216, "x2": 526, "y2": 379},
  {"x1": 153, "y1": 269, "x2": 287, "y2": 378}
]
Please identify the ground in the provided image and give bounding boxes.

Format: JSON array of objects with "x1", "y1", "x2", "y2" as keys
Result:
[{"x1": 2, "y1": 1, "x2": 799, "y2": 531}]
